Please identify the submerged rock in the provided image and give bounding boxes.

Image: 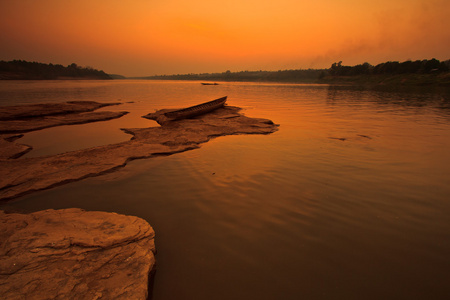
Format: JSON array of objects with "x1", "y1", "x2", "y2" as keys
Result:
[
  {"x1": 0, "y1": 208, "x2": 156, "y2": 300},
  {"x1": 0, "y1": 104, "x2": 279, "y2": 201}
]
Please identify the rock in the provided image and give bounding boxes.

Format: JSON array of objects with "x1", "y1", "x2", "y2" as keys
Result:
[
  {"x1": 0, "y1": 101, "x2": 128, "y2": 159},
  {"x1": 0, "y1": 101, "x2": 128, "y2": 134},
  {"x1": 0, "y1": 110, "x2": 128, "y2": 134},
  {"x1": 0, "y1": 208, "x2": 156, "y2": 300},
  {"x1": 0, "y1": 134, "x2": 31, "y2": 159},
  {"x1": 0, "y1": 105, "x2": 278, "y2": 201},
  {"x1": 0, "y1": 101, "x2": 121, "y2": 121}
]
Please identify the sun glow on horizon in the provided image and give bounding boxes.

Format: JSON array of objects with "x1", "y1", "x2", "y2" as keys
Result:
[{"x1": 1, "y1": 0, "x2": 449, "y2": 76}]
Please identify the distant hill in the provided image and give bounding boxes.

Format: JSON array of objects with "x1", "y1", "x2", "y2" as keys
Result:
[{"x1": 0, "y1": 60, "x2": 112, "y2": 80}]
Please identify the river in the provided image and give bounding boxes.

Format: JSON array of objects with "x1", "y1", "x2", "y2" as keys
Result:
[{"x1": 1, "y1": 80, "x2": 450, "y2": 299}]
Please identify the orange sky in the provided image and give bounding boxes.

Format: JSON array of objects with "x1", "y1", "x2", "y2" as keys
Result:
[{"x1": 1, "y1": 0, "x2": 449, "y2": 76}]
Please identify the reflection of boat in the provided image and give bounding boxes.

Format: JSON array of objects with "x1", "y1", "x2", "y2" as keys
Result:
[
  {"x1": 201, "y1": 82, "x2": 219, "y2": 85},
  {"x1": 164, "y1": 96, "x2": 227, "y2": 120}
]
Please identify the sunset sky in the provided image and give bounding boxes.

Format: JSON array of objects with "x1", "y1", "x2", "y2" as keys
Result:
[{"x1": 1, "y1": 0, "x2": 449, "y2": 77}]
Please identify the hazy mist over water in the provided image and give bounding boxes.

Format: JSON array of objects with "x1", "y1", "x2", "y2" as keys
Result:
[{"x1": 1, "y1": 80, "x2": 450, "y2": 299}]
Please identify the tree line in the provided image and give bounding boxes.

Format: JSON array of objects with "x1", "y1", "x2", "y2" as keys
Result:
[
  {"x1": 145, "y1": 69, "x2": 325, "y2": 82},
  {"x1": 0, "y1": 60, "x2": 111, "y2": 80},
  {"x1": 328, "y1": 58, "x2": 450, "y2": 76},
  {"x1": 145, "y1": 58, "x2": 449, "y2": 83}
]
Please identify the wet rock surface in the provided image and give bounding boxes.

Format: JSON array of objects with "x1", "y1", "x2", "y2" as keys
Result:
[
  {"x1": 0, "y1": 101, "x2": 127, "y2": 134},
  {"x1": 0, "y1": 110, "x2": 128, "y2": 134},
  {"x1": 0, "y1": 104, "x2": 278, "y2": 201},
  {"x1": 0, "y1": 101, "x2": 122, "y2": 121},
  {"x1": 0, "y1": 208, "x2": 156, "y2": 300},
  {"x1": 0, "y1": 101, "x2": 128, "y2": 160},
  {"x1": 0, "y1": 134, "x2": 32, "y2": 159}
]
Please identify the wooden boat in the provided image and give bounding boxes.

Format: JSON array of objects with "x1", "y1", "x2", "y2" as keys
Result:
[
  {"x1": 201, "y1": 82, "x2": 219, "y2": 85},
  {"x1": 164, "y1": 96, "x2": 227, "y2": 120}
]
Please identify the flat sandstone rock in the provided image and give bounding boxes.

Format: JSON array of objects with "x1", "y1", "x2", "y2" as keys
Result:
[
  {"x1": 0, "y1": 110, "x2": 128, "y2": 134},
  {"x1": 0, "y1": 134, "x2": 31, "y2": 159},
  {"x1": 0, "y1": 104, "x2": 278, "y2": 201},
  {"x1": 0, "y1": 101, "x2": 122, "y2": 121},
  {"x1": 0, "y1": 101, "x2": 128, "y2": 134},
  {"x1": 0, "y1": 208, "x2": 156, "y2": 299},
  {"x1": 0, "y1": 101, "x2": 128, "y2": 159}
]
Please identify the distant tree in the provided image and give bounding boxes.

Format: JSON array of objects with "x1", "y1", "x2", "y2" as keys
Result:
[
  {"x1": 423, "y1": 58, "x2": 441, "y2": 72},
  {"x1": 318, "y1": 70, "x2": 327, "y2": 79},
  {"x1": 329, "y1": 61, "x2": 342, "y2": 75},
  {"x1": 399, "y1": 60, "x2": 416, "y2": 73},
  {"x1": 441, "y1": 60, "x2": 450, "y2": 71},
  {"x1": 444, "y1": 60, "x2": 450, "y2": 69},
  {"x1": 351, "y1": 62, "x2": 372, "y2": 75}
]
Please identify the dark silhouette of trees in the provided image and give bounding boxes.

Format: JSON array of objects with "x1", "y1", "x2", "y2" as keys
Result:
[
  {"x1": 146, "y1": 69, "x2": 324, "y2": 82},
  {"x1": 0, "y1": 60, "x2": 111, "y2": 80},
  {"x1": 144, "y1": 59, "x2": 449, "y2": 83},
  {"x1": 329, "y1": 58, "x2": 449, "y2": 76},
  {"x1": 329, "y1": 61, "x2": 373, "y2": 76}
]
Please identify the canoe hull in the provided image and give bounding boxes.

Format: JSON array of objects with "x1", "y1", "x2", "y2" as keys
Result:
[{"x1": 164, "y1": 96, "x2": 227, "y2": 120}]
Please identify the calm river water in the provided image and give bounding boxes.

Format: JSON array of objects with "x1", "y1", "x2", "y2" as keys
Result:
[{"x1": 1, "y1": 80, "x2": 450, "y2": 299}]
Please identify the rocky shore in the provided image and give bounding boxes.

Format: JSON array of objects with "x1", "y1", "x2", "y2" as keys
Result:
[
  {"x1": 0, "y1": 101, "x2": 278, "y2": 201},
  {"x1": 0, "y1": 100, "x2": 279, "y2": 298}
]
